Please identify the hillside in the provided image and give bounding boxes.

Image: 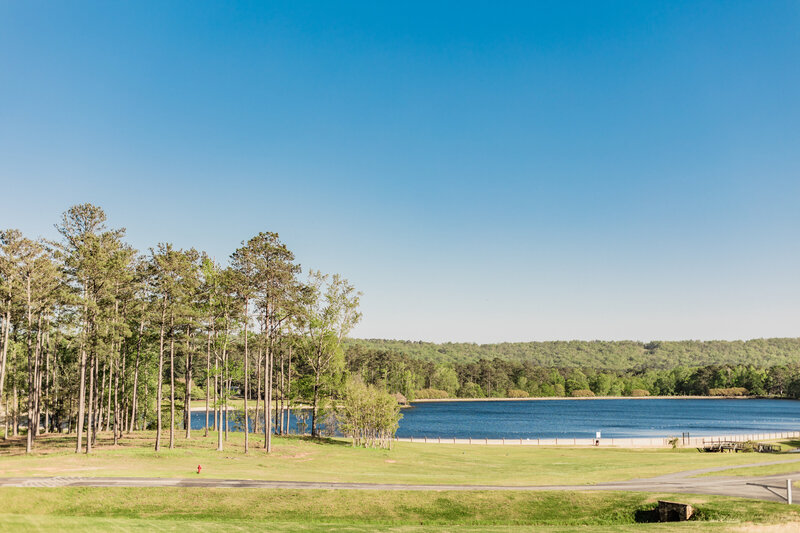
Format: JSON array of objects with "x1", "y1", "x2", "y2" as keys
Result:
[{"x1": 345, "y1": 337, "x2": 800, "y2": 370}]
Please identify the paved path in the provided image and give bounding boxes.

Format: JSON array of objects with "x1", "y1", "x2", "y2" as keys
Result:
[{"x1": 1, "y1": 459, "x2": 799, "y2": 503}]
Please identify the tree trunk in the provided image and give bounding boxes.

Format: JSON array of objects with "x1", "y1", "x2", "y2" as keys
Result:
[
  {"x1": 254, "y1": 345, "x2": 261, "y2": 435},
  {"x1": 169, "y1": 311, "x2": 175, "y2": 450},
  {"x1": 204, "y1": 323, "x2": 211, "y2": 437},
  {"x1": 184, "y1": 324, "x2": 192, "y2": 439},
  {"x1": 128, "y1": 315, "x2": 144, "y2": 434},
  {"x1": 25, "y1": 276, "x2": 34, "y2": 454},
  {"x1": 155, "y1": 304, "x2": 166, "y2": 451},
  {"x1": 113, "y1": 353, "x2": 120, "y2": 445},
  {"x1": 279, "y1": 349, "x2": 285, "y2": 435},
  {"x1": 75, "y1": 297, "x2": 89, "y2": 453},
  {"x1": 243, "y1": 298, "x2": 249, "y2": 453},
  {"x1": 266, "y1": 337, "x2": 273, "y2": 451},
  {"x1": 216, "y1": 349, "x2": 222, "y2": 451},
  {"x1": 91, "y1": 354, "x2": 100, "y2": 447},
  {"x1": 262, "y1": 307, "x2": 275, "y2": 450},
  {"x1": 0, "y1": 298, "x2": 10, "y2": 420},
  {"x1": 104, "y1": 359, "x2": 112, "y2": 432},
  {"x1": 286, "y1": 343, "x2": 292, "y2": 433},
  {"x1": 86, "y1": 352, "x2": 95, "y2": 453},
  {"x1": 311, "y1": 374, "x2": 319, "y2": 437}
]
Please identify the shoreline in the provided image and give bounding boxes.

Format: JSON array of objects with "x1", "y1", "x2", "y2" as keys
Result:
[
  {"x1": 395, "y1": 430, "x2": 800, "y2": 448},
  {"x1": 411, "y1": 395, "x2": 793, "y2": 403}
]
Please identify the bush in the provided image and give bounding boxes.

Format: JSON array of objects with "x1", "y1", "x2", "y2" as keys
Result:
[
  {"x1": 338, "y1": 378, "x2": 401, "y2": 449},
  {"x1": 708, "y1": 387, "x2": 748, "y2": 396},
  {"x1": 630, "y1": 389, "x2": 650, "y2": 397},
  {"x1": 414, "y1": 388, "x2": 450, "y2": 399},
  {"x1": 507, "y1": 389, "x2": 529, "y2": 398},
  {"x1": 458, "y1": 382, "x2": 485, "y2": 398},
  {"x1": 570, "y1": 389, "x2": 595, "y2": 397}
]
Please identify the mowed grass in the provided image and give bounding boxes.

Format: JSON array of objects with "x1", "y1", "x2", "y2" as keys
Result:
[
  {"x1": 697, "y1": 440, "x2": 800, "y2": 478},
  {"x1": 1, "y1": 487, "x2": 798, "y2": 532},
  {"x1": 2, "y1": 431, "x2": 799, "y2": 486}
]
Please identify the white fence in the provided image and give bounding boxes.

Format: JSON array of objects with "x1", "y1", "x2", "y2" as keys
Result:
[{"x1": 394, "y1": 431, "x2": 800, "y2": 448}]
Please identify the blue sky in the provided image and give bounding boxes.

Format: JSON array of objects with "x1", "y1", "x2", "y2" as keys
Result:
[{"x1": 1, "y1": 1, "x2": 799, "y2": 342}]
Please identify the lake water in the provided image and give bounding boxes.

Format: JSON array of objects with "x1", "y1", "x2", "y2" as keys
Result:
[
  {"x1": 395, "y1": 398, "x2": 800, "y2": 439},
  {"x1": 189, "y1": 398, "x2": 800, "y2": 439}
]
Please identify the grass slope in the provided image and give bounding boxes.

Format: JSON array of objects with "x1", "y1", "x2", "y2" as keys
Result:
[
  {"x1": 1, "y1": 487, "x2": 798, "y2": 532},
  {"x1": 2, "y1": 431, "x2": 798, "y2": 486}
]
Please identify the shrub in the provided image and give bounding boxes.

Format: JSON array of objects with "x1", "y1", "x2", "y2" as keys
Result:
[
  {"x1": 708, "y1": 387, "x2": 748, "y2": 396},
  {"x1": 414, "y1": 388, "x2": 450, "y2": 399},
  {"x1": 458, "y1": 382, "x2": 486, "y2": 398},
  {"x1": 570, "y1": 389, "x2": 595, "y2": 397},
  {"x1": 630, "y1": 389, "x2": 650, "y2": 397},
  {"x1": 507, "y1": 389, "x2": 529, "y2": 398},
  {"x1": 338, "y1": 378, "x2": 402, "y2": 449}
]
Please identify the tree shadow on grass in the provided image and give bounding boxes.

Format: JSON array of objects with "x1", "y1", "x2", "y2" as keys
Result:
[{"x1": 291, "y1": 435, "x2": 350, "y2": 447}]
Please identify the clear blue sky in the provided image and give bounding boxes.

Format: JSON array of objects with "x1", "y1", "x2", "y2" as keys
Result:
[{"x1": 2, "y1": 1, "x2": 799, "y2": 343}]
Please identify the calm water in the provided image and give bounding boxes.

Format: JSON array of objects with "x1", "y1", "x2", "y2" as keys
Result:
[
  {"x1": 395, "y1": 398, "x2": 800, "y2": 439},
  {"x1": 189, "y1": 398, "x2": 800, "y2": 439}
]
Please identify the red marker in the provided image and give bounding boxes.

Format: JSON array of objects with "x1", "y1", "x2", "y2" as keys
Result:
[{"x1": 197, "y1": 464, "x2": 202, "y2": 474}]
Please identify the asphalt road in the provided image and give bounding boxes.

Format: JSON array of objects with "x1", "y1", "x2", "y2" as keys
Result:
[{"x1": 1, "y1": 459, "x2": 799, "y2": 503}]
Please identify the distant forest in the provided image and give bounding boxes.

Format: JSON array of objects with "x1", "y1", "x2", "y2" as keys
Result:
[{"x1": 345, "y1": 338, "x2": 800, "y2": 400}]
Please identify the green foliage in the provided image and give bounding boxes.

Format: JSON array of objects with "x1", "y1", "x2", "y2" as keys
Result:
[
  {"x1": 346, "y1": 337, "x2": 800, "y2": 370},
  {"x1": 458, "y1": 382, "x2": 485, "y2": 398},
  {"x1": 346, "y1": 340, "x2": 800, "y2": 399},
  {"x1": 337, "y1": 378, "x2": 401, "y2": 448},
  {"x1": 708, "y1": 387, "x2": 748, "y2": 396},
  {"x1": 414, "y1": 388, "x2": 449, "y2": 399}
]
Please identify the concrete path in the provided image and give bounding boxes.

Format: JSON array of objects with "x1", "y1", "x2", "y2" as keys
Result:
[{"x1": 1, "y1": 460, "x2": 799, "y2": 503}]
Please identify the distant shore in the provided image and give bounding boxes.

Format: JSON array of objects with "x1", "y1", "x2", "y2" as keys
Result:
[{"x1": 411, "y1": 395, "x2": 788, "y2": 403}]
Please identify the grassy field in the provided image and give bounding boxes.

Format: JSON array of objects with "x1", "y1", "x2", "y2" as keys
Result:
[
  {"x1": 1, "y1": 486, "x2": 798, "y2": 532},
  {"x1": 3, "y1": 432, "x2": 800, "y2": 531},
  {"x1": 2, "y1": 431, "x2": 799, "y2": 486}
]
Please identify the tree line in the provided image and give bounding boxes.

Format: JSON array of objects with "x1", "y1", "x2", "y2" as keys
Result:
[
  {"x1": 0, "y1": 204, "x2": 400, "y2": 454},
  {"x1": 346, "y1": 337, "x2": 800, "y2": 370},
  {"x1": 346, "y1": 346, "x2": 800, "y2": 400}
]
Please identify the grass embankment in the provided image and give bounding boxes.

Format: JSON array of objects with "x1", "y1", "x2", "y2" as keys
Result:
[
  {"x1": 1, "y1": 487, "x2": 798, "y2": 532},
  {"x1": 2, "y1": 431, "x2": 798, "y2": 485},
  {"x1": 3, "y1": 433, "x2": 800, "y2": 531}
]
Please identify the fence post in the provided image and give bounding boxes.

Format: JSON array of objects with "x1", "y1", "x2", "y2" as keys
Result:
[{"x1": 788, "y1": 480, "x2": 793, "y2": 505}]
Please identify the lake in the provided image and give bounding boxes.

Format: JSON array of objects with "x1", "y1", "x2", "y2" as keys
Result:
[
  {"x1": 190, "y1": 398, "x2": 800, "y2": 439},
  {"x1": 395, "y1": 398, "x2": 800, "y2": 439}
]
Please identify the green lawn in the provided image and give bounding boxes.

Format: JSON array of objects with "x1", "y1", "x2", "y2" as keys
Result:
[
  {"x1": 1, "y1": 487, "x2": 798, "y2": 532},
  {"x1": 699, "y1": 460, "x2": 800, "y2": 479},
  {"x1": 2, "y1": 431, "x2": 799, "y2": 486},
  {"x1": 3, "y1": 433, "x2": 800, "y2": 531}
]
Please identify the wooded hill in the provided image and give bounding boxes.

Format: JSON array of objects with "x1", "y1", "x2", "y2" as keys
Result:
[{"x1": 345, "y1": 337, "x2": 800, "y2": 371}]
